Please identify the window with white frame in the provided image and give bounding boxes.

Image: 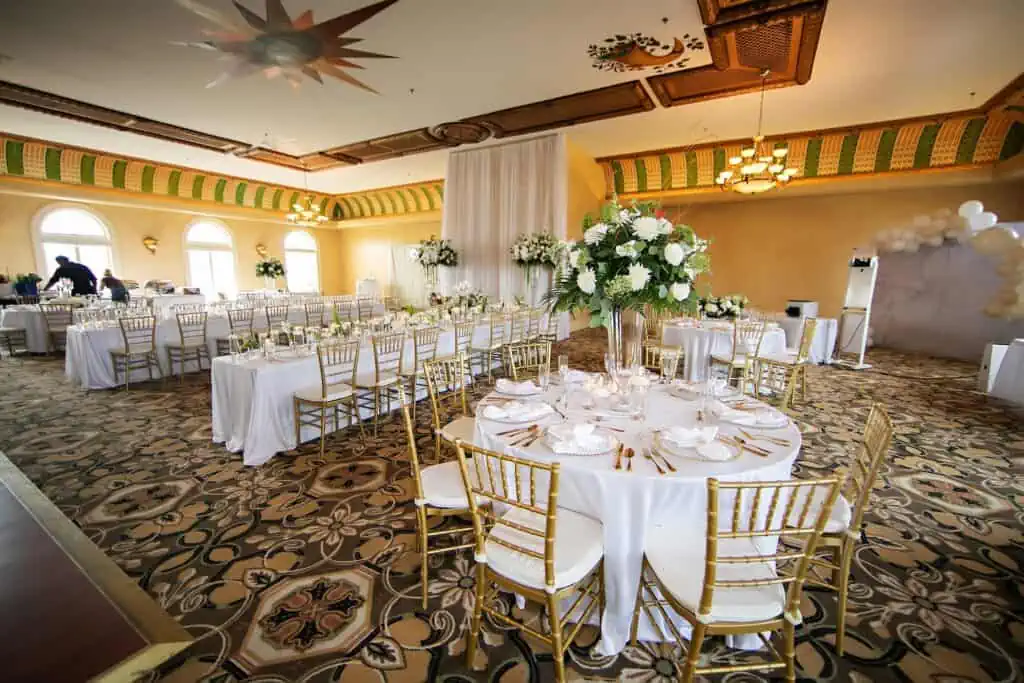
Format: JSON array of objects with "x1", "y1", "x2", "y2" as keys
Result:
[
  {"x1": 284, "y1": 230, "x2": 320, "y2": 293},
  {"x1": 37, "y1": 206, "x2": 114, "y2": 280},
  {"x1": 186, "y1": 221, "x2": 237, "y2": 300}
]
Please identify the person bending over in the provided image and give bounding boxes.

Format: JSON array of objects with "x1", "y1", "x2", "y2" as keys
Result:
[
  {"x1": 43, "y1": 255, "x2": 97, "y2": 296},
  {"x1": 100, "y1": 269, "x2": 130, "y2": 303}
]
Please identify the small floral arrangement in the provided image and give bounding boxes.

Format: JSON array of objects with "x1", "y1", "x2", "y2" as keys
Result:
[
  {"x1": 431, "y1": 280, "x2": 488, "y2": 311},
  {"x1": 547, "y1": 197, "x2": 710, "y2": 327},
  {"x1": 255, "y1": 257, "x2": 285, "y2": 278},
  {"x1": 699, "y1": 294, "x2": 749, "y2": 319},
  {"x1": 510, "y1": 232, "x2": 563, "y2": 268},
  {"x1": 411, "y1": 236, "x2": 458, "y2": 268}
]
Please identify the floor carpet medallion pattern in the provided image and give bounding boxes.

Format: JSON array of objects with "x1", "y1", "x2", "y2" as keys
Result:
[{"x1": 0, "y1": 328, "x2": 1021, "y2": 682}]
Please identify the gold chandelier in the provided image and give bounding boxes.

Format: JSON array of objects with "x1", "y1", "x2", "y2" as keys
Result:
[
  {"x1": 716, "y1": 70, "x2": 798, "y2": 195},
  {"x1": 287, "y1": 171, "x2": 329, "y2": 226}
]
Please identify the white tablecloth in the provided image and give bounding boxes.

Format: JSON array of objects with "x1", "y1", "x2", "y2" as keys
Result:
[
  {"x1": 212, "y1": 321, "x2": 503, "y2": 466},
  {"x1": 662, "y1": 322, "x2": 788, "y2": 380},
  {"x1": 778, "y1": 317, "x2": 838, "y2": 365},
  {"x1": 473, "y1": 385, "x2": 800, "y2": 656},
  {"x1": 147, "y1": 294, "x2": 207, "y2": 319},
  {"x1": 991, "y1": 339, "x2": 1024, "y2": 406},
  {"x1": 0, "y1": 307, "x2": 49, "y2": 353}
]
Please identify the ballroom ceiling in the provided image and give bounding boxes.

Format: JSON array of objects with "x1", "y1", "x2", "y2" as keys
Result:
[{"x1": 0, "y1": 0, "x2": 1021, "y2": 193}]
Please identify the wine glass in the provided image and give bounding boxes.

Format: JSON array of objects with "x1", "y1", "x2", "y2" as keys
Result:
[
  {"x1": 558, "y1": 354, "x2": 569, "y2": 383},
  {"x1": 538, "y1": 364, "x2": 551, "y2": 392},
  {"x1": 660, "y1": 350, "x2": 680, "y2": 384}
]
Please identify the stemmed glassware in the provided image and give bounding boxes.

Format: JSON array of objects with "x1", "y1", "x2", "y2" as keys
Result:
[
  {"x1": 538, "y1": 364, "x2": 551, "y2": 392},
  {"x1": 660, "y1": 350, "x2": 680, "y2": 385}
]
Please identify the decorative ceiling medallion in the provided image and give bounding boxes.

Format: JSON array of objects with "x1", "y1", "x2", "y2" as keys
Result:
[
  {"x1": 428, "y1": 122, "x2": 493, "y2": 146},
  {"x1": 175, "y1": 0, "x2": 400, "y2": 92},
  {"x1": 587, "y1": 32, "x2": 705, "y2": 73}
]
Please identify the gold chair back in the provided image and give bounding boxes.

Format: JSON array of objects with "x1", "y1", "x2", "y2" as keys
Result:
[
  {"x1": 845, "y1": 404, "x2": 893, "y2": 535},
  {"x1": 317, "y1": 339, "x2": 360, "y2": 398},
  {"x1": 540, "y1": 307, "x2": 559, "y2": 341},
  {"x1": 699, "y1": 474, "x2": 843, "y2": 625},
  {"x1": 509, "y1": 312, "x2": 530, "y2": 344},
  {"x1": 383, "y1": 295, "x2": 401, "y2": 312},
  {"x1": 505, "y1": 341, "x2": 552, "y2": 380},
  {"x1": 643, "y1": 307, "x2": 671, "y2": 342},
  {"x1": 333, "y1": 301, "x2": 355, "y2": 322},
  {"x1": 410, "y1": 326, "x2": 441, "y2": 370},
  {"x1": 794, "y1": 317, "x2": 818, "y2": 364},
  {"x1": 40, "y1": 304, "x2": 74, "y2": 330},
  {"x1": 265, "y1": 304, "x2": 290, "y2": 328},
  {"x1": 357, "y1": 297, "x2": 375, "y2": 320},
  {"x1": 171, "y1": 303, "x2": 205, "y2": 314},
  {"x1": 527, "y1": 309, "x2": 543, "y2": 340},
  {"x1": 455, "y1": 441, "x2": 561, "y2": 592},
  {"x1": 371, "y1": 331, "x2": 406, "y2": 379},
  {"x1": 304, "y1": 301, "x2": 326, "y2": 327},
  {"x1": 397, "y1": 384, "x2": 429, "y2": 503},
  {"x1": 227, "y1": 307, "x2": 255, "y2": 336},
  {"x1": 480, "y1": 315, "x2": 506, "y2": 348},
  {"x1": 422, "y1": 354, "x2": 471, "y2": 438},
  {"x1": 732, "y1": 319, "x2": 767, "y2": 360},
  {"x1": 454, "y1": 320, "x2": 475, "y2": 356},
  {"x1": 175, "y1": 311, "x2": 208, "y2": 347},
  {"x1": 118, "y1": 314, "x2": 157, "y2": 354}
]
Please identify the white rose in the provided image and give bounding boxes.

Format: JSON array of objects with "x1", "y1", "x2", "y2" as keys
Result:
[
  {"x1": 584, "y1": 223, "x2": 609, "y2": 245},
  {"x1": 618, "y1": 209, "x2": 633, "y2": 223},
  {"x1": 568, "y1": 249, "x2": 581, "y2": 269},
  {"x1": 615, "y1": 240, "x2": 640, "y2": 259},
  {"x1": 577, "y1": 268, "x2": 597, "y2": 294},
  {"x1": 706, "y1": 302, "x2": 719, "y2": 314},
  {"x1": 627, "y1": 264, "x2": 650, "y2": 291},
  {"x1": 632, "y1": 216, "x2": 660, "y2": 241},
  {"x1": 670, "y1": 282, "x2": 691, "y2": 301},
  {"x1": 657, "y1": 217, "x2": 673, "y2": 234},
  {"x1": 664, "y1": 242, "x2": 685, "y2": 266}
]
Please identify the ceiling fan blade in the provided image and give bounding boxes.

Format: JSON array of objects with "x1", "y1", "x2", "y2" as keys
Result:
[{"x1": 311, "y1": 0, "x2": 399, "y2": 39}]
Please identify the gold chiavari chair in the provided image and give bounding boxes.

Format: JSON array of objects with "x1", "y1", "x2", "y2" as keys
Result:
[
  {"x1": 265, "y1": 303, "x2": 291, "y2": 339},
  {"x1": 469, "y1": 315, "x2": 506, "y2": 382},
  {"x1": 710, "y1": 319, "x2": 766, "y2": 394},
  {"x1": 641, "y1": 307, "x2": 675, "y2": 372},
  {"x1": 333, "y1": 300, "x2": 356, "y2": 323},
  {"x1": 538, "y1": 307, "x2": 559, "y2": 344},
  {"x1": 303, "y1": 300, "x2": 326, "y2": 328},
  {"x1": 451, "y1": 320, "x2": 476, "y2": 361},
  {"x1": 422, "y1": 354, "x2": 474, "y2": 459},
  {"x1": 399, "y1": 326, "x2": 441, "y2": 421},
  {"x1": 508, "y1": 310, "x2": 530, "y2": 345},
  {"x1": 111, "y1": 314, "x2": 162, "y2": 390},
  {"x1": 354, "y1": 331, "x2": 406, "y2": 436},
  {"x1": 454, "y1": 441, "x2": 605, "y2": 683},
  {"x1": 756, "y1": 317, "x2": 818, "y2": 410},
  {"x1": 504, "y1": 341, "x2": 552, "y2": 381},
  {"x1": 215, "y1": 306, "x2": 256, "y2": 356},
  {"x1": 630, "y1": 473, "x2": 844, "y2": 682},
  {"x1": 397, "y1": 384, "x2": 478, "y2": 609},
  {"x1": 293, "y1": 339, "x2": 363, "y2": 456},
  {"x1": 802, "y1": 404, "x2": 893, "y2": 656},
  {"x1": 40, "y1": 303, "x2": 74, "y2": 354},
  {"x1": 383, "y1": 295, "x2": 401, "y2": 312},
  {"x1": 357, "y1": 297, "x2": 375, "y2": 321},
  {"x1": 525, "y1": 308, "x2": 544, "y2": 341},
  {"x1": 166, "y1": 311, "x2": 210, "y2": 382},
  {"x1": 0, "y1": 324, "x2": 27, "y2": 357}
]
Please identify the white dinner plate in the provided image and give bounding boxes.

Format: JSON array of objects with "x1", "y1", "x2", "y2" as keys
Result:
[
  {"x1": 479, "y1": 402, "x2": 555, "y2": 424},
  {"x1": 544, "y1": 425, "x2": 619, "y2": 456},
  {"x1": 654, "y1": 432, "x2": 738, "y2": 461}
]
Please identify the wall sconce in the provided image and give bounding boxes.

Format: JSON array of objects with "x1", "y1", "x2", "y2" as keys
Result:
[
  {"x1": 255, "y1": 243, "x2": 268, "y2": 258},
  {"x1": 142, "y1": 236, "x2": 159, "y2": 255}
]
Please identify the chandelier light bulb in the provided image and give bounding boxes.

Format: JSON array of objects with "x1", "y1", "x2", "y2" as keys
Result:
[
  {"x1": 728, "y1": 156, "x2": 743, "y2": 165},
  {"x1": 741, "y1": 147, "x2": 756, "y2": 159},
  {"x1": 773, "y1": 148, "x2": 788, "y2": 158}
]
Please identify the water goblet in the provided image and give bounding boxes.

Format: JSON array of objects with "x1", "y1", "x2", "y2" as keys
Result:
[
  {"x1": 538, "y1": 364, "x2": 551, "y2": 392},
  {"x1": 660, "y1": 350, "x2": 680, "y2": 384},
  {"x1": 558, "y1": 354, "x2": 569, "y2": 383}
]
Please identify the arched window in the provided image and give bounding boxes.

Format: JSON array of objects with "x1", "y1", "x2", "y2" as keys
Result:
[
  {"x1": 36, "y1": 206, "x2": 114, "y2": 280},
  {"x1": 186, "y1": 221, "x2": 237, "y2": 300},
  {"x1": 284, "y1": 230, "x2": 319, "y2": 293}
]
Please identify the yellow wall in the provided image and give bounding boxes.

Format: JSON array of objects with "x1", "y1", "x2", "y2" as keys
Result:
[
  {"x1": 672, "y1": 180, "x2": 1024, "y2": 317},
  {"x1": 566, "y1": 138, "x2": 606, "y2": 241},
  {"x1": 335, "y1": 214, "x2": 442, "y2": 294},
  {"x1": 0, "y1": 178, "x2": 345, "y2": 294}
]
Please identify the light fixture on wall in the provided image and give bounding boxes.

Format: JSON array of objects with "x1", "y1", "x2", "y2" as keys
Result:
[
  {"x1": 142, "y1": 236, "x2": 159, "y2": 254},
  {"x1": 716, "y1": 69, "x2": 798, "y2": 195},
  {"x1": 255, "y1": 243, "x2": 269, "y2": 258},
  {"x1": 286, "y1": 171, "x2": 329, "y2": 227}
]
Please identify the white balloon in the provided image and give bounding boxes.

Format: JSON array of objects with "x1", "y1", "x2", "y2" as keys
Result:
[
  {"x1": 958, "y1": 200, "x2": 984, "y2": 218},
  {"x1": 969, "y1": 211, "x2": 998, "y2": 231}
]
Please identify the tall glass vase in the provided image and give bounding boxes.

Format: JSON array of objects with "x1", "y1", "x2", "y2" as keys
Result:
[
  {"x1": 606, "y1": 307, "x2": 645, "y2": 372},
  {"x1": 263, "y1": 276, "x2": 274, "y2": 291},
  {"x1": 424, "y1": 265, "x2": 439, "y2": 290}
]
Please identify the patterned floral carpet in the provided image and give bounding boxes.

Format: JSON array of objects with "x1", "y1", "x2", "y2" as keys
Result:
[{"x1": 0, "y1": 329, "x2": 1021, "y2": 683}]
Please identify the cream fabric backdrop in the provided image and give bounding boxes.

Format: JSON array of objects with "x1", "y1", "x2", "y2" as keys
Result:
[
  {"x1": 389, "y1": 243, "x2": 429, "y2": 306},
  {"x1": 441, "y1": 134, "x2": 567, "y2": 301}
]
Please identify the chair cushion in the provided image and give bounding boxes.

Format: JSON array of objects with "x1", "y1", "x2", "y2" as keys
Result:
[
  {"x1": 758, "y1": 351, "x2": 799, "y2": 365},
  {"x1": 711, "y1": 353, "x2": 748, "y2": 367},
  {"x1": 295, "y1": 383, "x2": 353, "y2": 403},
  {"x1": 485, "y1": 507, "x2": 603, "y2": 592},
  {"x1": 420, "y1": 461, "x2": 473, "y2": 509},
  {"x1": 166, "y1": 340, "x2": 207, "y2": 350},
  {"x1": 440, "y1": 416, "x2": 476, "y2": 443},
  {"x1": 645, "y1": 523, "x2": 785, "y2": 624},
  {"x1": 789, "y1": 488, "x2": 852, "y2": 535},
  {"x1": 355, "y1": 371, "x2": 398, "y2": 388}
]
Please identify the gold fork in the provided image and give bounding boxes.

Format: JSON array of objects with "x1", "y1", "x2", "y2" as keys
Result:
[
  {"x1": 739, "y1": 428, "x2": 789, "y2": 447},
  {"x1": 643, "y1": 448, "x2": 665, "y2": 475}
]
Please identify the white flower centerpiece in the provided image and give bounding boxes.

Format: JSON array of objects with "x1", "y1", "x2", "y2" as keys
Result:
[
  {"x1": 547, "y1": 197, "x2": 710, "y2": 368},
  {"x1": 510, "y1": 231, "x2": 564, "y2": 291},
  {"x1": 699, "y1": 294, "x2": 749, "y2": 320},
  {"x1": 255, "y1": 257, "x2": 286, "y2": 290},
  {"x1": 410, "y1": 236, "x2": 458, "y2": 289}
]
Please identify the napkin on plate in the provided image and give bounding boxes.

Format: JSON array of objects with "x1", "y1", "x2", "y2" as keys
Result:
[
  {"x1": 661, "y1": 425, "x2": 718, "y2": 448},
  {"x1": 697, "y1": 441, "x2": 734, "y2": 461},
  {"x1": 480, "y1": 401, "x2": 553, "y2": 422},
  {"x1": 495, "y1": 378, "x2": 540, "y2": 395},
  {"x1": 547, "y1": 423, "x2": 611, "y2": 455},
  {"x1": 711, "y1": 401, "x2": 787, "y2": 427}
]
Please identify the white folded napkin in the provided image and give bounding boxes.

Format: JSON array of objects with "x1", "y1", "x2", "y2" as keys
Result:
[
  {"x1": 547, "y1": 423, "x2": 611, "y2": 455},
  {"x1": 697, "y1": 441, "x2": 734, "y2": 461},
  {"x1": 480, "y1": 401, "x2": 553, "y2": 422},
  {"x1": 495, "y1": 378, "x2": 540, "y2": 395},
  {"x1": 711, "y1": 401, "x2": 787, "y2": 427},
  {"x1": 662, "y1": 425, "x2": 718, "y2": 448},
  {"x1": 564, "y1": 369, "x2": 588, "y2": 383}
]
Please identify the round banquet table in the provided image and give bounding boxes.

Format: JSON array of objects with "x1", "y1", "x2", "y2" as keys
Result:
[
  {"x1": 471, "y1": 381, "x2": 801, "y2": 656},
  {"x1": 661, "y1": 321, "x2": 789, "y2": 381}
]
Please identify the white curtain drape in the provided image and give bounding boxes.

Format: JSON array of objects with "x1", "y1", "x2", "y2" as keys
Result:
[
  {"x1": 389, "y1": 244, "x2": 428, "y2": 306},
  {"x1": 441, "y1": 133, "x2": 567, "y2": 302}
]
